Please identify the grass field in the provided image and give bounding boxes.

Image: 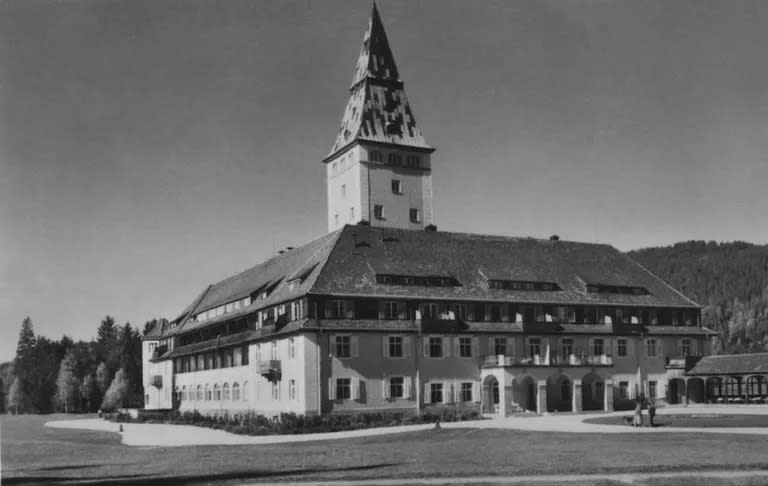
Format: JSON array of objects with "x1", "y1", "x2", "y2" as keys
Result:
[
  {"x1": 3, "y1": 414, "x2": 768, "y2": 485},
  {"x1": 583, "y1": 414, "x2": 768, "y2": 428}
]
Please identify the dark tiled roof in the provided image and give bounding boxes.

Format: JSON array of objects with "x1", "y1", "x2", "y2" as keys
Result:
[
  {"x1": 311, "y1": 226, "x2": 700, "y2": 308},
  {"x1": 687, "y1": 353, "x2": 768, "y2": 376},
  {"x1": 328, "y1": 5, "x2": 432, "y2": 158},
  {"x1": 172, "y1": 230, "x2": 341, "y2": 336},
  {"x1": 645, "y1": 326, "x2": 717, "y2": 337}
]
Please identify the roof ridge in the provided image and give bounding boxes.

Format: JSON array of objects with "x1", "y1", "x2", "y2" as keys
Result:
[{"x1": 622, "y1": 253, "x2": 700, "y2": 307}]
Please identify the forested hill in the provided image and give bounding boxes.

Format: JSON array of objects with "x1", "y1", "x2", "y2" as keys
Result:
[{"x1": 627, "y1": 241, "x2": 768, "y2": 354}]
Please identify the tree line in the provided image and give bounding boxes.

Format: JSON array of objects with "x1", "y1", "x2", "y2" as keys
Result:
[
  {"x1": 1, "y1": 316, "x2": 166, "y2": 414},
  {"x1": 627, "y1": 240, "x2": 768, "y2": 354}
]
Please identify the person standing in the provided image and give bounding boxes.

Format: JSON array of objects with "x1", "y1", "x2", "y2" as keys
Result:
[
  {"x1": 648, "y1": 400, "x2": 656, "y2": 427},
  {"x1": 633, "y1": 399, "x2": 642, "y2": 427}
]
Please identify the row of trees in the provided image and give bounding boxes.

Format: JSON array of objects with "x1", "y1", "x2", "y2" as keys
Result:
[
  {"x1": 628, "y1": 240, "x2": 768, "y2": 354},
  {"x1": 2, "y1": 316, "x2": 165, "y2": 414}
]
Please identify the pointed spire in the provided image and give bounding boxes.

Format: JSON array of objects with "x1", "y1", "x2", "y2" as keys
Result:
[
  {"x1": 327, "y1": 4, "x2": 433, "y2": 159},
  {"x1": 350, "y1": 2, "x2": 401, "y2": 89}
]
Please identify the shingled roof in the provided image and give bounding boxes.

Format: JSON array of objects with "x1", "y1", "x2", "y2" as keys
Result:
[
  {"x1": 153, "y1": 225, "x2": 700, "y2": 341},
  {"x1": 686, "y1": 353, "x2": 768, "y2": 376},
  {"x1": 311, "y1": 226, "x2": 699, "y2": 308},
  {"x1": 327, "y1": 4, "x2": 433, "y2": 159}
]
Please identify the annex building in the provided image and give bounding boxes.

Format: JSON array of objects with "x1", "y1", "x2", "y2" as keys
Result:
[{"x1": 143, "y1": 5, "x2": 714, "y2": 417}]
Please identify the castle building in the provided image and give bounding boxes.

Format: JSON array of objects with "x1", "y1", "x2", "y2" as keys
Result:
[{"x1": 142, "y1": 5, "x2": 714, "y2": 417}]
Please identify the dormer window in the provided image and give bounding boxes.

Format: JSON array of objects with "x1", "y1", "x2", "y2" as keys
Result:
[{"x1": 288, "y1": 279, "x2": 301, "y2": 291}]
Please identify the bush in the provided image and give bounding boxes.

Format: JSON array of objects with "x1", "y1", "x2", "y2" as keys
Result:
[{"x1": 103, "y1": 406, "x2": 484, "y2": 436}]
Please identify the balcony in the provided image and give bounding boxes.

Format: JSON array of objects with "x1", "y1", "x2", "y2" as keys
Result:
[
  {"x1": 482, "y1": 354, "x2": 613, "y2": 368},
  {"x1": 256, "y1": 360, "x2": 281, "y2": 382},
  {"x1": 150, "y1": 375, "x2": 163, "y2": 388}
]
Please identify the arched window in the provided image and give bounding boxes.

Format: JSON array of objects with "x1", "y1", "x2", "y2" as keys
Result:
[
  {"x1": 223, "y1": 383, "x2": 231, "y2": 401},
  {"x1": 182, "y1": 386, "x2": 187, "y2": 401},
  {"x1": 232, "y1": 382, "x2": 241, "y2": 401},
  {"x1": 746, "y1": 376, "x2": 765, "y2": 397},
  {"x1": 560, "y1": 377, "x2": 571, "y2": 401},
  {"x1": 197, "y1": 385, "x2": 203, "y2": 401},
  {"x1": 242, "y1": 381, "x2": 248, "y2": 402},
  {"x1": 145, "y1": 394, "x2": 150, "y2": 405},
  {"x1": 175, "y1": 386, "x2": 181, "y2": 402},
  {"x1": 205, "y1": 384, "x2": 212, "y2": 401},
  {"x1": 213, "y1": 384, "x2": 221, "y2": 401}
]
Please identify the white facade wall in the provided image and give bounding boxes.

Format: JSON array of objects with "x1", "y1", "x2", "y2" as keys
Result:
[
  {"x1": 143, "y1": 340, "x2": 173, "y2": 410},
  {"x1": 327, "y1": 146, "x2": 363, "y2": 232}
]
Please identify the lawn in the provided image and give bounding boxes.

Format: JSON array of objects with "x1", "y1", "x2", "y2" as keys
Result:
[
  {"x1": 3, "y1": 414, "x2": 768, "y2": 485},
  {"x1": 583, "y1": 414, "x2": 768, "y2": 428}
]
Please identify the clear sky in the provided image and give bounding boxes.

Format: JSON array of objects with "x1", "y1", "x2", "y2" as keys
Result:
[{"x1": 2, "y1": 0, "x2": 767, "y2": 362}]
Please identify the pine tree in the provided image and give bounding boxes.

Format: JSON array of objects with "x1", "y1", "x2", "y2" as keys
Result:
[
  {"x1": 13, "y1": 317, "x2": 37, "y2": 412},
  {"x1": 97, "y1": 316, "x2": 117, "y2": 347},
  {"x1": 55, "y1": 349, "x2": 80, "y2": 413}
]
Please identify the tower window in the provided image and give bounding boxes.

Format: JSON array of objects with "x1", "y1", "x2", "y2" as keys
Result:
[
  {"x1": 409, "y1": 208, "x2": 421, "y2": 223},
  {"x1": 374, "y1": 205, "x2": 384, "y2": 219},
  {"x1": 334, "y1": 214, "x2": 339, "y2": 227},
  {"x1": 391, "y1": 179, "x2": 402, "y2": 194},
  {"x1": 406, "y1": 155, "x2": 420, "y2": 168},
  {"x1": 341, "y1": 184, "x2": 346, "y2": 197},
  {"x1": 387, "y1": 153, "x2": 402, "y2": 165},
  {"x1": 350, "y1": 207, "x2": 355, "y2": 222},
  {"x1": 332, "y1": 162, "x2": 337, "y2": 174},
  {"x1": 370, "y1": 150, "x2": 383, "y2": 162}
]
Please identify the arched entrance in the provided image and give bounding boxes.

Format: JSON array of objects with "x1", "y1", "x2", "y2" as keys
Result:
[
  {"x1": 724, "y1": 376, "x2": 742, "y2": 402},
  {"x1": 686, "y1": 377, "x2": 705, "y2": 404},
  {"x1": 668, "y1": 378, "x2": 686, "y2": 404},
  {"x1": 706, "y1": 377, "x2": 723, "y2": 403},
  {"x1": 582, "y1": 373, "x2": 604, "y2": 411},
  {"x1": 547, "y1": 374, "x2": 572, "y2": 412},
  {"x1": 515, "y1": 376, "x2": 537, "y2": 412},
  {"x1": 482, "y1": 376, "x2": 500, "y2": 414}
]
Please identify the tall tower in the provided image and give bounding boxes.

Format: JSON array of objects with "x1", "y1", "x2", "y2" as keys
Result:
[{"x1": 325, "y1": 4, "x2": 435, "y2": 232}]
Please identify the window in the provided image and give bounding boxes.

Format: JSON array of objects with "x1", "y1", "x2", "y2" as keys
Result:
[
  {"x1": 493, "y1": 337, "x2": 507, "y2": 356},
  {"x1": 350, "y1": 207, "x2": 355, "y2": 222},
  {"x1": 646, "y1": 339, "x2": 658, "y2": 357},
  {"x1": 334, "y1": 214, "x2": 339, "y2": 227},
  {"x1": 389, "y1": 377, "x2": 405, "y2": 398},
  {"x1": 592, "y1": 338, "x2": 604, "y2": 356},
  {"x1": 420, "y1": 302, "x2": 439, "y2": 319},
  {"x1": 291, "y1": 300, "x2": 304, "y2": 320},
  {"x1": 619, "y1": 381, "x2": 629, "y2": 400},
  {"x1": 451, "y1": 303, "x2": 466, "y2": 320},
  {"x1": 288, "y1": 338, "x2": 296, "y2": 359},
  {"x1": 680, "y1": 339, "x2": 691, "y2": 356},
  {"x1": 223, "y1": 383, "x2": 230, "y2": 401},
  {"x1": 406, "y1": 155, "x2": 420, "y2": 168},
  {"x1": 391, "y1": 179, "x2": 402, "y2": 194},
  {"x1": 430, "y1": 383, "x2": 443, "y2": 404},
  {"x1": 382, "y1": 301, "x2": 404, "y2": 319},
  {"x1": 341, "y1": 184, "x2": 346, "y2": 197},
  {"x1": 561, "y1": 338, "x2": 573, "y2": 359},
  {"x1": 648, "y1": 381, "x2": 657, "y2": 399},
  {"x1": 326, "y1": 300, "x2": 352, "y2": 318},
  {"x1": 271, "y1": 341, "x2": 279, "y2": 361},
  {"x1": 336, "y1": 378, "x2": 351, "y2": 400},
  {"x1": 409, "y1": 208, "x2": 421, "y2": 223},
  {"x1": 214, "y1": 384, "x2": 221, "y2": 401},
  {"x1": 197, "y1": 385, "x2": 203, "y2": 401},
  {"x1": 289, "y1": 379, "x2": 296, "y2": 400},
  {"x1": 272, "y1": 382, "x2": 280, "y2": 400},
  {"x1": 388, "y1": 336, "x2": 403, "y2": 357},
  {"x1": 388, "y1": 153, "x2": 402, "y2": 165},
  {"x1": 617, "y1": 339, "x2": 627, "y2": 357},
  {"x1": 232, "y1": 382, "x2": 241, "y2": 401},
  {"x1": 528, "y1": 338, "x2": 541, "y2": 357},
  {"x1": 335, "y1": 335, "x2": 351, "y2": 358},
  {"x1": 428, "y1": 336, "x2": 443, "y2": 358},
  {"x1": 460, "y1": 382, "x2": 473, "y2": 402},
  {"x1": 458, "y1": 337, "x2": 472, "y2": 358},
  {"x1": 370, "y1": 150, "x2": 383, "y2": 162},
  {"x1": 374, "y1": 204, "x2": 384, "y2": 219}
]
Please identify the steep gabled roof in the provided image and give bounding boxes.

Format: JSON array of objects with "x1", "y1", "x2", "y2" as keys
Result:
[
  {"x1": 327, "y1": 4, "x2": 433, "y2": 159},
  {"x1": 687, "y1": 353, "x2": 768, "y2": 376},
  {"x1": 310, "y1": 226, "x2": 700, "y2": 308}
]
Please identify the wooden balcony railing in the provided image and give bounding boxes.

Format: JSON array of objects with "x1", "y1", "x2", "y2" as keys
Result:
[{"x1": 482, "y1": 354, "x2": 613, "y2": 367}]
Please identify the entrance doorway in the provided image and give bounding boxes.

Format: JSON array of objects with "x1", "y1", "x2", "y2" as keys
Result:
[
  {"x1": 582, "y1": 373, "x2": 605, "y2": 411},
  {"x1": 483, "y1": 376, "x2": 500, "y2": 414}
]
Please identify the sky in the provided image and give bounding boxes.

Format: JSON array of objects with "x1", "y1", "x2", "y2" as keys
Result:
[{"x1": 2, "y1": 0, "x2": 768, "y2": 362}]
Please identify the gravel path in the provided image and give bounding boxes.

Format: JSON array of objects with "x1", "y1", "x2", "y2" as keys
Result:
[{"x1": 45, "y1": 404, "x2": 768, "y2": 447}]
